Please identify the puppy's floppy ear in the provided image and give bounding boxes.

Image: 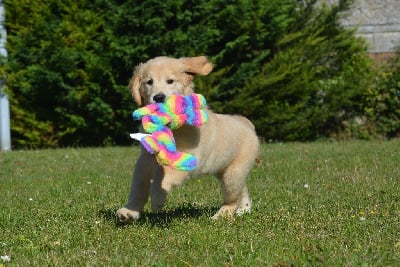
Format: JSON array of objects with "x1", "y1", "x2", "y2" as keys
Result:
[
  {"x1": 180, "y1": 56, "x2": 213, "y2": 76},
  {"x1": 129, "y1": 63, "x2": 144, "y2": 106}
]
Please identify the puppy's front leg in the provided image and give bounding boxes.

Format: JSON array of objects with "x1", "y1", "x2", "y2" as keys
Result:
[
  {"x1": 150, "y1": 167, "x2": 188, "y2": 211},
  {"x1": 116, "y1": 152, "x2": 155, "y2": 223}
]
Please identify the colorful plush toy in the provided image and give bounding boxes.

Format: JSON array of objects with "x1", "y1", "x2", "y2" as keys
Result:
[{"x1": 130, "y1": 94, "x2": 208, "y2": 171}]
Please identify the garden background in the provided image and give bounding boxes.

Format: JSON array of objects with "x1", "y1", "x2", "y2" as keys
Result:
[
  {"x1": 1, "y1": 1, "x2": 400, "y2": 265},
  {"x1": 2, "y1": 0, "x2": 400, "y2": 148}
]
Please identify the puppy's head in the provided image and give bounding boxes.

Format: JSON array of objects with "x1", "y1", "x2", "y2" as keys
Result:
[{"x1": 129, "y1": 56, "x2": 213, "y2": 106}]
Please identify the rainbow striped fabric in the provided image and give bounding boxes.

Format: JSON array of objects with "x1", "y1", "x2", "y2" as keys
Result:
[{"x1": 132, "y1": 94, "x2": 208, "y2": 171}]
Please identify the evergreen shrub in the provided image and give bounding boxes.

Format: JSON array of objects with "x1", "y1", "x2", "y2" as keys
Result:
[
  {"x1": 363, "y1": 55, "x2": 400, "y2": 138},
  {"x1": 2, "y1": 0, "x2": 380, "y2": 147}
]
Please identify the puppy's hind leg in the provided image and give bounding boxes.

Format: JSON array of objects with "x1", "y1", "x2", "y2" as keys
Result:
[
  {"x1": 235, "y1": 185, "x2": 252, "y2": 216},
  {"x1": 212, "y1": 151, "x2": 257, "y2": 219},
  {"x1": 212, "y1": 168, "x2": 251, "y2": 219}
]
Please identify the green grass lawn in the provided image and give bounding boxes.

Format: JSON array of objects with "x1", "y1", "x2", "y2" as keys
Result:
[{"x1": 1, "y1": 140, "x2": 399, "y2": 266}]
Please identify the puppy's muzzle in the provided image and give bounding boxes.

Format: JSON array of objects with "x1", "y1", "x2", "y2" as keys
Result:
[{"x1": 153, "y1": 93, "x2": 166, "y2": 103}]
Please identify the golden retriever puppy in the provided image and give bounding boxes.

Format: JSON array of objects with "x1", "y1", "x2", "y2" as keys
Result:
[{"x1": 116, "y1": 56, "x2": 259, "y2": 222}]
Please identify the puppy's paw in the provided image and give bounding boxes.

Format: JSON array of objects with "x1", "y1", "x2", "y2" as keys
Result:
[
  {"x1": 116, "y1": 207, "x2": 140, "y2": 223},
  {"x1": 236, "y1": 199, "x2": 252, "y2": 216},
  {"x1": 235, "y1": 206, "x2": 251, "y2": 216},
  {"x1": 211, "y1": 205, "x2": 237, "y2": 220}
]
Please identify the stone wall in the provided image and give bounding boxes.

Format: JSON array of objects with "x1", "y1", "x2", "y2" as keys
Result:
[{"x1": 320, "y1": 0, "x2": 400, "y2": 55}]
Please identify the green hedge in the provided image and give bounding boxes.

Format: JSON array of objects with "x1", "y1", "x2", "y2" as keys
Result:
[
  {"x1": 222, "y1": 1, "x2": 374, "y2": 141},
  {"x1": 363, "y1": 55, "x2": 400, "y2": 139},
  {"x1": 3, "y1": 0, "x2": 396, "y2": 147},
  {"x1": 5, "y1": 1, "x2": 133, "y2": 147}
]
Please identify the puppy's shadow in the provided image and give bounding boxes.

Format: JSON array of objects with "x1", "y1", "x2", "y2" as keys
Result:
[{"x1": 99, "y1": 203, "x2": 218, "y2": 228}]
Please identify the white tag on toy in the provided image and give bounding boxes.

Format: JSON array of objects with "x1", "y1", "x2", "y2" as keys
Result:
[{"x1": 129, "y1": 133, "x2": 151, "y2": 141}]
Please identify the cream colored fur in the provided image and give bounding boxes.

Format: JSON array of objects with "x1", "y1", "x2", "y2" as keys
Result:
[{"x1": 116, "y1": 56, "x2": 260, "y2": 222}]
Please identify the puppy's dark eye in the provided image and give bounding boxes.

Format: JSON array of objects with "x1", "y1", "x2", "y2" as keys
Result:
[
  {"x1": 166, "y1": 79, "x2": 174, "y2": 85},
  {"x1": 146, "y1": 79, "x2": 153, "y2": 86}
]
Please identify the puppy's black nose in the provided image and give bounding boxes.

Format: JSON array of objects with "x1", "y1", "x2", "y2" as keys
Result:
[{"x1": 153, "y1": 93, "x2": 166, "y2": 103}]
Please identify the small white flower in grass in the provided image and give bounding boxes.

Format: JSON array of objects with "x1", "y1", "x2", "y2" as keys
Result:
[
  {"x1": 358, "y1": 211, "x2": 366, "y2": 221},
  {"x1": 1, "y1": 255, "x2": 11, "y2": 262},
  {"x1": 87, "y1": 181, "x2": 91, "y2": 185},
  {"x1": 304, "y1": 184, "x2": 309, "y2": 189},
  {"x1": 95, "y1": 220, "x2": 101, "y2": 225},
  {"x1": 1, "y1": 242, "x2": 6, "y2": 247},
  {"x1": 29, "y1": 198, "x2": 33, "y2": 201}
]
